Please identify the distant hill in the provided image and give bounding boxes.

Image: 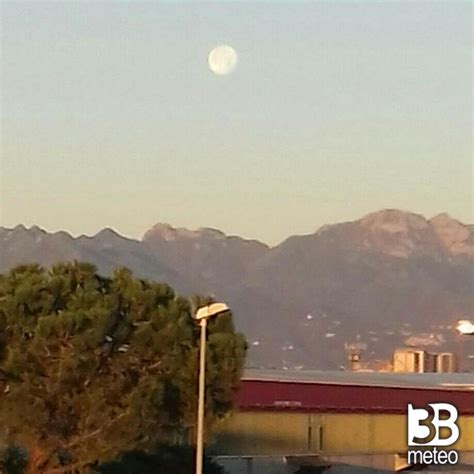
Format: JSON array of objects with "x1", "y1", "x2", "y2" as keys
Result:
[
  {"x1": 0, "y1": 225, "x2": 191, "y2": 292},
  {"x1": 1, "y1": 209, "x2": 473, "y2": 369}
]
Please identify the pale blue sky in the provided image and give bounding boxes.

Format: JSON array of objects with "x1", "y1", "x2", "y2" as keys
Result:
[{"x1": 1, "y1": 1, "x2": 472, "y2": 244}]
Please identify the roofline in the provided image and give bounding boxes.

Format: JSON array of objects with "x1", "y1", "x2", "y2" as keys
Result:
[
  {"x1": 241, "y1": 376, "x2": 474, "y2": 392},
  {"x1": 236, "y1": 405, "x2": 474, "y2": 416}
]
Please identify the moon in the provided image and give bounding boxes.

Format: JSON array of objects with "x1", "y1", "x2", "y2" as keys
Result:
[{"x1": 208, "y1": 45, "x2": 238, "y2": 76}]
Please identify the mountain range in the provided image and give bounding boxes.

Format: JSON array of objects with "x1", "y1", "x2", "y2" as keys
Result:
[{"x1": 1, "y1": 209, "x2": 473, "y2": 369}]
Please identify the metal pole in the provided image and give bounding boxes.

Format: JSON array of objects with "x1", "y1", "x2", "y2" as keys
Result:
[{"x1": 196, "y1": 317, "x2": 207, "y2": 474}]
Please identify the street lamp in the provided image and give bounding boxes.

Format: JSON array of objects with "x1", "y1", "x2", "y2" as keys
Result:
[
  {"x1": 194, "y1": 302, "x2": 230, "y2": 474},
  {"x1": 455, "y1": 320, "x2": 474, "y2": 372},
  {"x1": 456, "y1": 320, "x2": 474, "y2": 336}
]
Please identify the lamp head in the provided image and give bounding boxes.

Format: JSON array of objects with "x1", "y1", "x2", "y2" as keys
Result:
[
  {"x1": 456, "y1": 320, "x2": 474, "y2": 335},
  {"x1": 195, "y1": 302, "x2": 230, "y2": 321}
]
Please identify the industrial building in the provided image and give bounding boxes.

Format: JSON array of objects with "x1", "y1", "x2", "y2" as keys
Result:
[
  {"x1": 212, "y1": 370, "x2": 474, "y2": 473},
  {"x1": 393, "y1": 348, "x2": 457, "y2": 373}
]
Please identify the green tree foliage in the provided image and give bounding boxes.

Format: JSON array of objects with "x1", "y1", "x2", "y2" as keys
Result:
[
  {"x1": 96, "y1": 444, "x2": 225, "y2": 474},
  {"x1": 0, "y1": 263, "x2": 246, "y2": 473},
  {"x1": 0, "y1": 445, "x2": 29, "y2": 474}
]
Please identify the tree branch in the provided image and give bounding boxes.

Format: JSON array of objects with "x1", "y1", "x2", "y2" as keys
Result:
[{"x1": 65, "y1": 410, "x2": 128, "y2": 449}]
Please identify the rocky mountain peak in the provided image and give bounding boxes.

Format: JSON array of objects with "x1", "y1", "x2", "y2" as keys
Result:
[
  {"x1": 196, "y1": 227, "x2": 227, "y2": 239},
  {"x1": 353, "y1": 210, "x2": 474, "y2": 258},
  {"x1": 429, "y1": 213, "x2": 474, "y2": 257},
  {"x1": 92, "y1": 227, "x2": 125, "y2": 242},
  {"x1": 355, "y1": 209, "x2": 436, "y2": 258},
  {"x1": 6, "y1": 224, "x2": 28, "y2": 234},
  {"x1": 29, "y1": 225, "x2": 47, "y2": 234},
  {"x1": 143, "y1": 223, "x2": 205, "y2": 242},
  {"x1": 1, "y1": 224, "x2": 48, "y2": 241},
  {"x1": 359, "y1": 209, "x2": 429, "y2": 232}
]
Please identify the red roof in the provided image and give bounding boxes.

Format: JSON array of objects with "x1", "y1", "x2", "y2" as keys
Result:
[{"x1": 236, "y1": 371, "x2": 474, "y2": 415}]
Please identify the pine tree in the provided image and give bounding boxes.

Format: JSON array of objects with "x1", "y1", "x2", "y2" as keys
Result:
[{"x1": 0, "y1": 262, "x2": 246, "y2": 473}]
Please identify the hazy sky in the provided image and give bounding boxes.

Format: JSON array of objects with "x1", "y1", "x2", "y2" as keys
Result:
[{"x1": 1, "y1": 1, "x2": 472, "y2": 245}]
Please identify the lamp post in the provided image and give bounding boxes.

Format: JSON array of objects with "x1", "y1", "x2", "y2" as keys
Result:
[
  {"x1": 194, "y1": 302, "x2": 230, "y2": 474},
  {"x1": 455, "y1": 320, "x2": 474, "y2": 372}
]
